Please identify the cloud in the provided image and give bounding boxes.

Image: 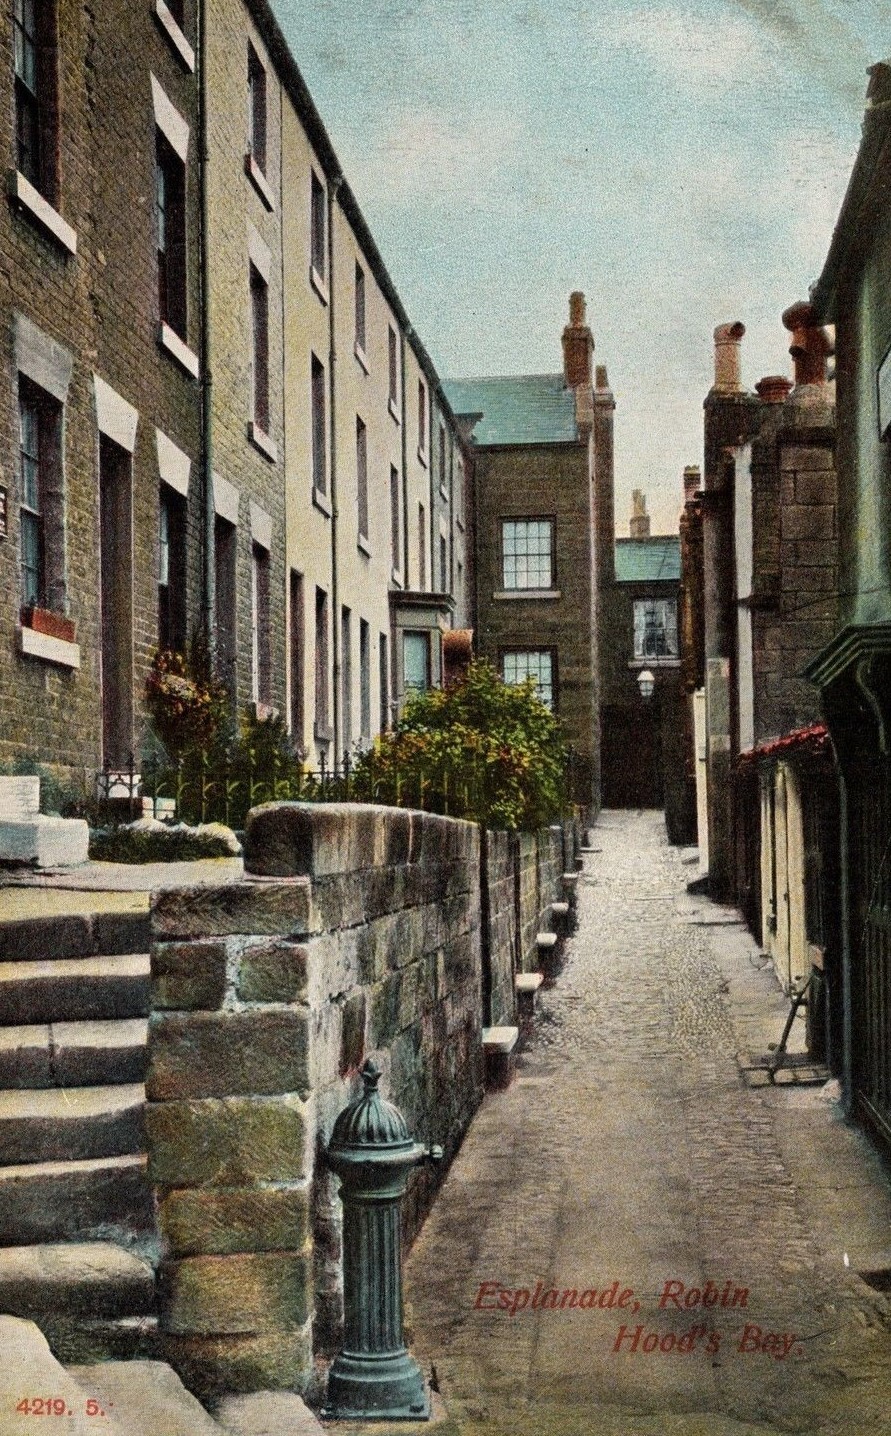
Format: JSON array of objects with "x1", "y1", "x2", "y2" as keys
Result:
[{"x1": 593, "y1": 5, "x2": 783, "y2": 88}]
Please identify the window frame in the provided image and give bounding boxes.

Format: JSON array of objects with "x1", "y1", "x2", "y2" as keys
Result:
[
  {"x1": 251, "y1": 540, "x2": 272, "y2": 710},
  {"x1": 632, "y1": 597, "x2": 679, "y2": 661},
  {"x1": 356, "y1": 414, "x2": 369, "y2": 546},
  {"x1": 311, "y1": 352, "x2": 327, "y2": 501},
  {"x1": 500, "y1": 516, "x2": 555, "y2": 592},
  {"x1": 354, "y1": 262, "x2": 367, "y2": 364},
  {"x1": 247, "y1": 43, "x2": 267, "y2": 175},
  {"x1": 403, "y1": 629, "x2": 430, "y2": 696},
  {"x1": 387, "y1": 326, "x2": 400, "y2": 420},
  {"x1": 417, "y1": 378, "x2": 428, "y2": 463},
  {"x1": 310, "y1": 170, "x2": 327, "y2": 297},
  {"x1": 17, "y1": 376, "x2": 64, "y2": 616},
  {"x1": 158, "y1": 483, "x2": 188, "y2": 654},
  {"x1": 157, "y1": 129, "x2": 188, "y2": 343},
  {"x1": 390, "y1": 463, "x2": 401, "y2": 580},
  {"x1": 500, "y1": 647, "x2": 558, "y2": 711},
  {"x1": 13, "y1": 0, "x2": 58, "y2": 204},
  {"x1": 314, "y1": 585, "x2": 331, "y2": 741},
  {"x1": 249, "y1": 260, "x2": 270, "y2": 435}
]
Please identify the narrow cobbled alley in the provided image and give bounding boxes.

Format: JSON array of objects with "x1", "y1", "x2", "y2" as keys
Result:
[{"x1": 402, "y1": 811, "x2": 891, "y2": 1436}]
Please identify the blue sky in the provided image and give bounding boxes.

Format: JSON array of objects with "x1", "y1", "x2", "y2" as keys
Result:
[{"x1": 271, "y1": 0, "x2": 888, "y2": 533}]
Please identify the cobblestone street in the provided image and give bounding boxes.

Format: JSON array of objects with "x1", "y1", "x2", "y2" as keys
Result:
[{"x1": 402, "y1": 810, "x2": 891, "y2": 1436}]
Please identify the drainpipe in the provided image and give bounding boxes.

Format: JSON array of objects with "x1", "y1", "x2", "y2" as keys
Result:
[
  {"x1": 328, "y1": 176, "x2": 341, "y2": 766},
  {"x1": 196, "y1": 0, "x2": 215, "y2": 659},
  {"x1": 400, "y1": 331, "x2": 409, "y2": 584},
  {"x1": 838, "y1": 768, "x2": 853, "y2": 1115}
]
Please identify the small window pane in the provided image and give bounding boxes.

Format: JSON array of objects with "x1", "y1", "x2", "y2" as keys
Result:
[
  {"x1": 501, "y1": 518, "x2": 553, "y2": 589},
  {"x1": 502, "y1": 650, "x2": 554, "y2": 709},
  {"x1": 403, "y1": 631, "x2": 429, "y2": 693}
]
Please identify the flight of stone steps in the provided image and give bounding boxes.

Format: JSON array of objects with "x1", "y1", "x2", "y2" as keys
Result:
[{"x1": 0, "y1": 910, "x2": 157, "y2": 1361}]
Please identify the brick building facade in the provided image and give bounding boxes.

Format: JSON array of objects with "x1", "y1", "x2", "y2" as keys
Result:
[
  {"x1": 0, "y1": 0, "x2": 202, "y2": 780},
  {"x1": 445, "y1": 294, "x2": 603, "y2": 813}
]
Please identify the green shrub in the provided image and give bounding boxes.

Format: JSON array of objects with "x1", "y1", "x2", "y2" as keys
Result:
[{"x1": 351, "y1": 660, "x2": 569, "y2": 830}]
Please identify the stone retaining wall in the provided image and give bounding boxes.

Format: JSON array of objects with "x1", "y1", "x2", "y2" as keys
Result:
[{"x1": 145, "y1": 802, "x2": 575, "y2": 1399}]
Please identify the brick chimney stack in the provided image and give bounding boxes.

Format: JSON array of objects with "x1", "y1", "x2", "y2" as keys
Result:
[
  {"x1": 712, "y1": 321, "x2": 746, "y2": 393},
  {"x1": 781, "y1": 301, "x2": 832, "y2": 388},
  {"x1": 683, "y1": 465, "x2": 701, "y2": 503},
  {"x1": 563, "y1": 291, "x2": 594, "y2": 390},
  {"x1": 630, "y1": 489, "x2": 650, "y2": 538}
]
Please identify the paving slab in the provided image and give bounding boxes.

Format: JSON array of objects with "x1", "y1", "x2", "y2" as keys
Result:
[{"x1": 399, "y1": 810, "x2": 891, "y2": 1436}]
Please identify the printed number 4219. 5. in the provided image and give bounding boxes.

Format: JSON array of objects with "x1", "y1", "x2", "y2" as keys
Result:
[{"x1": 15, "y1": 1398, "x2": 107, "y2": 1417}]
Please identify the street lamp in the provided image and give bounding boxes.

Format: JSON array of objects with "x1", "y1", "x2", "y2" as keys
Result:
[{"x1": 637, "y1": 668, "x2": 655, "y2": 701}]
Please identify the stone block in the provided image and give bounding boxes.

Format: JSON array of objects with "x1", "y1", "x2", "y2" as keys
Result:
[
  {"x1": 236, "y1": 940, "x2": 308, "y2": 1003},
  {"x1": 67, "y1": 1360, "x2": 223, "y2": 1436},
  {"x1": 159, "y1": 1249, "x2": 311, "y2": 1335},
  {"x1": 146, "y1": 1009, "x2": 310, "y2": 1100},
  {"x1": 0, "y1": 815, "x2": 89, "y2": 867},
  {"x1": 160, "y1": 1325, "x2": 312, "y2": 1402},
  {"x1": 159, "y1": 1184, "x2": 310, "y2": 1257},
  {"x1": 782, "y1": 504, "x2": 835, "y2": 541},
  {"x1": 0, "y1": 1316, "x2": 131, "y2": 1436},
  {"x1": 214, "y1": 1391, "x2": 325, "y2": 1436},
  {"x1": 243, "y1": 802, "x2": 392, "y2": 877},
  {"x1": 152, "y1": 941, "x2": 228, "y2": 1011},
  {"x1": 780, "y1": 443, "x2": 834, "y2": 472},
  {"x1": 152, "y1": 882, "x2": 315, "y2": 941},
  {"x1": 145, "y1": 1094, "x2": 307, "y2": 1186},
  {"x1": 310, "y1": 873, "x2": 367, "y2": 932}
]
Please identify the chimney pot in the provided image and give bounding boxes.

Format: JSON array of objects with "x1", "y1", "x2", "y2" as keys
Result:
[
  {"x1": 781, "y1": 301, "x2": 832, "y2": 387},
  {"x1": 630, "y1": 489, "x2": 651, "y2": 539},
  {"x1": 683, "y1": 464, "x2": 701, "y2": 502},
  {"x1": 712, "y1": 321, "x2": 746, "y2": 393},
  {"x1": 755, "y1": 375, "x2": 794, "y2": 405},
  {"x1": 595, "y1": 364, "x2": 609, "y2": 390},
  {"x1": 569, "y1": 291, "x2": 586, "y2": 326}
]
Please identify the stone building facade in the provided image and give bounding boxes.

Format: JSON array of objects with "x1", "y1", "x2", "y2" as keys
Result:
[
  {"x1": 445, "y1": 295, "x2": 604, "y2": 812},
  {"x1": 598, "y1": 496, "x2": 685, "y2": 833},
  {"x1": 695, "y1": 311, "x2": 839, "y2": 1038},
  {"x1": 806, "y1": 57, "x2": 891, "y2": 1142},
  {"x1": 0, "y1": 0, "x2": 202, "y2": 778}
]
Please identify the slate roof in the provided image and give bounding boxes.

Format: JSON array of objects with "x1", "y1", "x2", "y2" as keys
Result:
[
  {"x1": 614, "y1": 537, "x2": 681, "y2": 583},
  {"x1": 443, "y1": 375, "x2": 579, "y2": 447}
]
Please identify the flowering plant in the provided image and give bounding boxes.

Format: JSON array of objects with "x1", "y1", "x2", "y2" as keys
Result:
[{"x1": 144, "y1": 648, "x2": 229, "y2": 756}]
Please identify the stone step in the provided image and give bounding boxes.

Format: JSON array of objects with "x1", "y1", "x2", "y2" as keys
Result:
[
  {"x1": 0, "y1": 954, "x2": 151, "y2": 1024},
  {"x1": 0, "y1": 1019, "x2": 149, "y2": 1087},
  {"x1": 0, "y1": 1241, "x2": 155, "y2": 1322},
  {"x1": 0, "y1": 911, "x2": 151, "y2": 962},
  {"x1": 49, "y1": 1314, "x2": 159, "y2": 1365},
  {"x1": 0, "y1": 1085, "x2": 145, "y2": 1164},
  {"x1": 0, "y1": 1153, "x2": 152, "y2": 1245}
]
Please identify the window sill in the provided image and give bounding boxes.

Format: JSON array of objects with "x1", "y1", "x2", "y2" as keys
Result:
[
  {"x1": 154, "y1": 0, "x2": 195, "y2": 70},
  {"x1": 159, "y1": 323, "x2": 199, "y2": 378},
  {"x1": 388, "y1": 398, "x2": 401, "y2": 424},
  {"x1": 244, "y1": 153, "x2": 275, "y2": 211},
  {"x1": 391, "y1": 568, "x2": 404, "y2": 587},
  {"x1": 254, "y1": 701, "x2": 278, "y2": 721},
  {"x1": 628, "y1": 656, "x2": 681, "y2": 669},
  {"x1": 455, "y1": 514, "x2": 465, "y2": 532},
  {"x1": 417, "y1": 447, "x2": 428, "y2": 468},
  {"x1": 439, "y1": 484, "x2": 449, "y2": 504},
  {"x1": 18, "y1": 624, "x2": 81, "y2": 669},
  {"x1": 310, "y1": 266, "x2": 329, "y2": 305},
  {"x1": 493, "y1": 588, "x2": 561, "y2": 601},
  {"x1": 9, "y1": 171, "x2": 77, "y2": 255},
  {"x1": 314, "y1": 723, "x2": 333, "y2": 743},
  {"x1": 357, "y1": 533, "x2": 371, "y2": 557},
  {"x1": 312, "y1": 486, "x2": 332, "y2": 517},
  {"x1": 354, "y1": 342, "x2": 369, "y2": 375},
  {"x1": 248, "y1": 421, "x2": 278, "y2": 463}
]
